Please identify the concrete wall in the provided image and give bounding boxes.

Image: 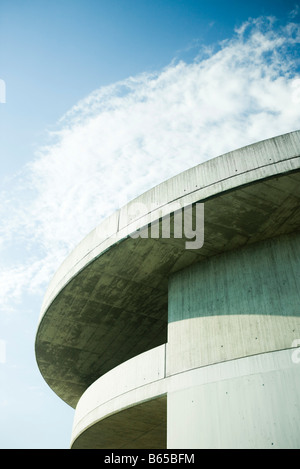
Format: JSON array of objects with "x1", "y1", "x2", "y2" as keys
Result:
[
  {"x1": 71, "y1": 346, "x2": 300, "y2": 448},
  {"x1": 167, "y1": 349, "x2": 300, "y2": 449},
  {"x1": 166, "y1": 230, "x2": 300, "y2": 448},
  {"x1": 167, "y1": 232, "x2": 300, "y2": 376}
]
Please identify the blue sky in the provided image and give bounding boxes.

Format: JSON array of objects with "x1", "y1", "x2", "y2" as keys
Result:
[{"x1": 0, "y1": 0, "x2": 299, "y2": 449}]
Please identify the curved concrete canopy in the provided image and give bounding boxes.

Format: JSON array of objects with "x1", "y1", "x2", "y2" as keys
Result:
[{"x1": 35, "y1": 131, "x2": 300, "y2": 408}]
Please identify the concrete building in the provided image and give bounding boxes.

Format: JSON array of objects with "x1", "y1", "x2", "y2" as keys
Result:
[{"x1": 35, "y1": 130, "x2": 300, "y2": 449}]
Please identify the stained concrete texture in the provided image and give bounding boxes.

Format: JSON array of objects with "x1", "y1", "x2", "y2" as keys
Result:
[{"x1": 167, "y1": 231, "x2": 300, "y2": 375}]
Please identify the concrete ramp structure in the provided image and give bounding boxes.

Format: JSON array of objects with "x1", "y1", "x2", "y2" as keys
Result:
[{"x1": 35, "y1": 130, "x2": 300, "y2": 449}]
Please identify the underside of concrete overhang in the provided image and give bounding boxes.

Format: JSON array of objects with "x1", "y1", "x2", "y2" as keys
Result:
[{"x1": 71, "y1": 395, "x2": 167, "y2": 449}]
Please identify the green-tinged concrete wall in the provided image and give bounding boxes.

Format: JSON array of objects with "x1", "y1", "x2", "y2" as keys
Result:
[
  {"x1": 166, "y1": 231, "x2": 300, "y2": 448},
  {"x1": 167, "y1": 349, "x2": 300, "y2": 449},
  {"x1": 167, "y1": 232, "x2": 300, "y2": 375}
]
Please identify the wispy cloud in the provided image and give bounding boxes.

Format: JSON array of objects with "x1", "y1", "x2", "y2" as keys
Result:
[
  {"x1": 1, "y1": 16, "x2": 300, "y2": 312},
  {"x1": 289, "y1": 4, "x2": 300, "y2": 19}
]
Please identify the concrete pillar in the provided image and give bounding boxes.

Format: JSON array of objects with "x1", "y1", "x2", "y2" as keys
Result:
[{"x1": 166, "y1": 232, "x2": 300, "y2": 448}]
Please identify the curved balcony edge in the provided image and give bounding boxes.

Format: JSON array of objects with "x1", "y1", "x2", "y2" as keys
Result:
[{"x1": 70, "y1": 345, "x2": 300, "y2": 449}]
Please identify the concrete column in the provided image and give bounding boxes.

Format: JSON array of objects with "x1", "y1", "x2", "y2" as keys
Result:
[
  {"x1": 167, "y1": 350, "x2": 300, "y2": 448},
  {"x1": 166, "y1": 232, "x2": 300, "y2": 448}
]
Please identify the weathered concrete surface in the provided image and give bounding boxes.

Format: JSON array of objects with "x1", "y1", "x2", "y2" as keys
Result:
[
  {"x1": 167, "y1": 349, "x2": 300, "y2": 449},
  {"x1": 35, "y1": 131, "x2": 300, "y2": 408},
  {"x1": 167, "y1": 232, "x2": 300, "y2": 375}
]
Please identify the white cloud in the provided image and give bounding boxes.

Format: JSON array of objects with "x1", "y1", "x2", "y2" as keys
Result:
[{"x1": 1, "y1": 15, "x2": 300, "y2": 312}]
